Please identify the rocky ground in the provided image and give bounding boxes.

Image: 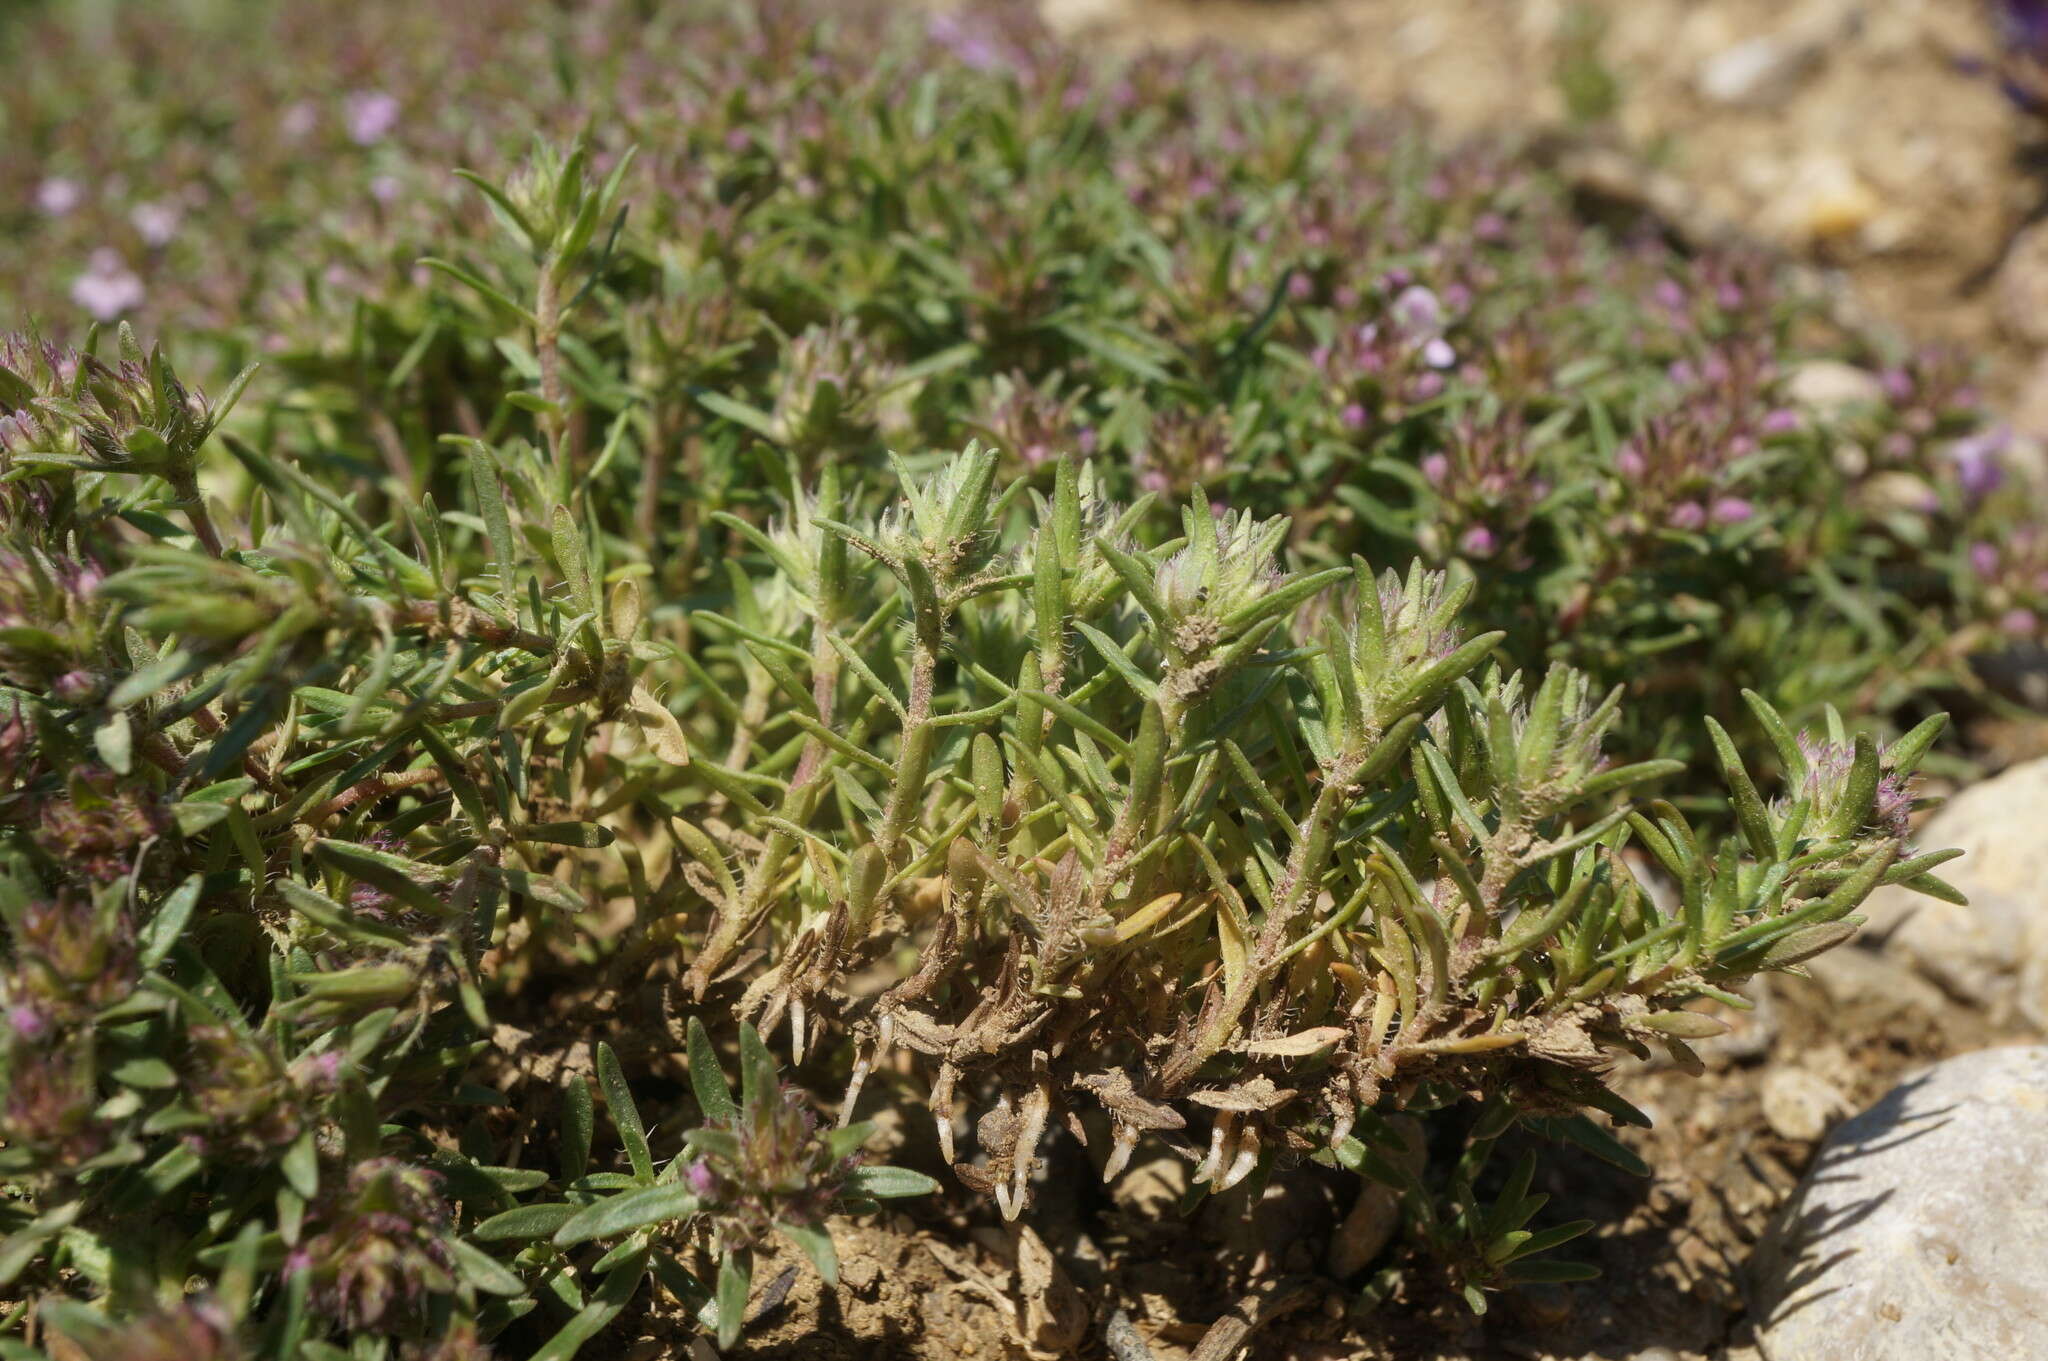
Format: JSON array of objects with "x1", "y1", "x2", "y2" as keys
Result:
[{"x1": 1039, "y1": 0, "x2": 2048, "y2": 423}]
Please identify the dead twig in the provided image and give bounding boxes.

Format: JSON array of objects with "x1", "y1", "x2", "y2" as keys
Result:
[{"x1": 1188, "y1": 1274, "x2": 1323, "y2": 1361}]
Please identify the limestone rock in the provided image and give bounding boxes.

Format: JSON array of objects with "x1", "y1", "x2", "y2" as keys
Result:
[
  {"x1": 1752, "y1": 1045, "x2": 2048, "y2": 1360},
  {"x1": 1785, "y1": 360, "x2": 1882, "y2": 417},
  {"x1": 1997, "y1": 219, "x2": 2048, "y2": 348},
  {"x1": 1860, "y1": 758, "x2": 2048, "y2": 1016},
  {"x1": 1758, "y1": 1067, "x2": 1847, "y2": 1143},
  {"x1": 1697, "y1": 37, "x2": 1818, "y2": 106}
]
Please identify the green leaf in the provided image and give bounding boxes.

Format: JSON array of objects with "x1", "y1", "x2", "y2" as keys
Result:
[
  {"x1": 452, "y1": 1239, "x2": 529, "y2": 1297},
  {"x1": 475, "y1": 1202, "x2": 580, "y2": 1243},
  {"x1": 93, "y1": 711, "x2": 132, "y2": 775},
  {"x1": 596, "y1": 1041, "x2": 654, "y2": 1182},
  {"x1": 780, "y1": 1221, "x2": 839, "y2": 1286},
  {"x1": 737, "y1": 1022, "x2": 776, "y2": 1110},
  {"x1": 282, "y1": 1130, "x2": 319, "y2": 1200},
  {"x1": 562, "y1": 1073, "x2": 595, "y2": 1183},
  {"x1": 714, "y1": 1248, "x2": 754, "y2": 1350},
  {"x1": 138, "y1": 875, "x2": 203, "y2": 969},
  {"x1": 553, "y1": 1184, "x2": 700, "y2": 1246},
  {"x1": 530, "y1": 1247, "x2": 648, "y2": 1361},
  {"x1": 842, "y1": 1165, "x2": 940, "y2": 1199},
  {"x1": 687, "y1": 1016, "x2": 737, "y2": 1122}
]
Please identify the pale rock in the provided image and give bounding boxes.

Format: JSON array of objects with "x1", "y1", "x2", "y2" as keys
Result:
[
  {"x1": 1766, "y1": 156, "x2": 1882, "y2": 247},
  {"x1": 1995, "y1": 220, "x2": 2048, "y2": 347},
  {"x1": 1759, "y1": 1067, "x2": 1848, "y2": 1143},
  {"x1": 1038, "y1": 0, "x2": 1124, "y2": 37},
  {"x1": 1696, "y1": 36, "x2": 1818, "y2": 106},
  {"x1": 1860, "y1": 757, "x2": 2048, "y2": 1015},
  {"x1": 1786, "y1": 360, "x2": 1882, "y2": 416},
  {"x1": 1856, "y1": 470, "x2": 1935, "y2": 515},
  {"x1": 2009, "y1": 352, "x2": 2048, "y2": 445},
  {"x1": 1799, "y1": 944, "x2": 1949, "y2": 1024},
  {"x1": 1752, "y1": 1046, "x2": 2048, "y2": 1360}
]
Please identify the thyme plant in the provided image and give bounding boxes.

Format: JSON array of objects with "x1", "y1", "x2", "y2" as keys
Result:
[
  {"x1": 0, "y1": 321, "x2": 1959, "y2": 1352},
  {"x1": 0, "y1": 0, "x2": 1984, "y2": 1354}
]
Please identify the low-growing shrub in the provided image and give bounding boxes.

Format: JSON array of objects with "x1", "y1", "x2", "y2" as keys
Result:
[
  {"x1": 0, "y1": 0, "x2": 1990, "y2": 1355},
  {"x1": 0, "y1": 327, "x2": 1961, "y2": 1351}
]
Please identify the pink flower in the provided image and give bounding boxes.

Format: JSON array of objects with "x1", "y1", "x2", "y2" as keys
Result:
[
  {"x1": 36, "y1": 178, "x2": 82, "y2": 217},
  {"x1": 7, "y1": 1005, "x2": 47, "y2": 1042},
  {"x1": 1970, "y1": 542, "x2": 2000, "y2": 578},
  {"x1": 1761, "y1": 408, "x2": 1800, "y2": 435},
  {"x1": 344, "y1": 91, "x2": 401, "y2": 146},
  {"x1": 1667, "y1": 501, "x2": 1707, "y2": 531},
  {"x1": 1458, "y1": 525, "x2": 1498, "y2": 557},
  {"x1": 2000, "y1": 607, "x2": 2039, "y2": 637},
  {"x1": 130, "y1": 201, "x2": 180, "y2": 247},
  {"x1": 1420, "y1": 452, "x2": 1450, "y2": 484},
  {"x1": 1709, "y1": 496, "x2": 1754, "y2": 525},
  {"x1": 1341, "y1": 402, "x2": 1368, "y2": 430},
  {"x1": 70, "y1": 250, "x2": 145, "y2": 321},
  {"x1": 1421, "y1": 337, "x2": 1456, "y2": 370},
  {"x1": 1615, "y1": 443, "x2": 1646, "y2": 478}
]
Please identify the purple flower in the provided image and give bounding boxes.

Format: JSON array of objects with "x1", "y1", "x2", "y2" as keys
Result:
[
  {"x1": 344, "y1": 91, "x2": 401, "y2": 146},
  {"x1": 6, "y1": 1004, "x2": 47, "y2": 1042},
  {"x1": 1420, "y1": 451, "x2": 1450, "y2": 484},
  {"x1": 1668, "y1": 501, "x2": 1707, "y2": 531},
  {"x1": 1970, "y1": 542, "x2": 2001, "y2": 578},
  {"x1": 1458, "y1": 524, "x2": 1497, "y2": 557},
  {"x1": 36, "y1": 178, "x2": 82, "y2": 217},
  {"x1": 1761, "y1": 408, "x2": 1800, "y2": 435},
  {"x1": 1999, "y1": 0, "x2": 2048, "y2": 47},
  {"x1": 1341, "y1": 402, "x2": 1368, "y2": 430},
  {"x1": 1795, "y1": 732, "x2": 1915, "y2": 840},
  {"x1": 1709, "y1": 496, "x2": 1754, "y2": 525},
  {"x1": 1615, "y1": 443, "x2": 1647, "y2": 478},
  {"x1": 926, "y1": 12, "x2": 1003, "y2": 70},
  {"x1": 1947, "y1": 427, "x2": 2011, "y2": 501},
  {"x1": 370, "y1": 175, "x2": 401, "y2": 205},
  {"x1": 70, "y1": 250, "x2": 145, "y2": 320},
  {"x1": 1421, "y1": 337, "x2": 1456, "y2": 370},
  {"x1": 1392, "y1": 284, "x2": 1444, "y2": 337},
  {"x1": 2001, "y1": 607, "x2": 2040, "y2": 636},
  {"x1": 130, "y1": 201, "x2": 180, "y2": 247}
]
